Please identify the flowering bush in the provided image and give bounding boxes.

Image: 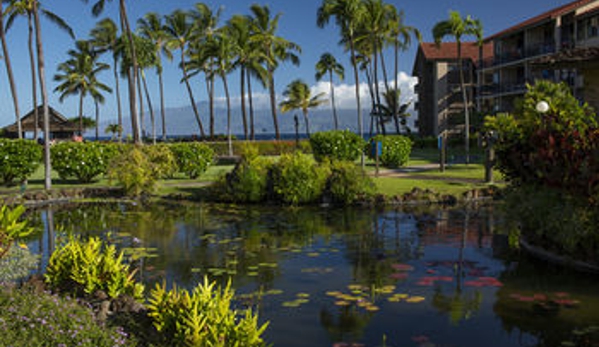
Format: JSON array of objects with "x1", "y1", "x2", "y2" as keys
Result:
[
  {"x1": 310, "y1": 130, "x2": 365, "y2": 162},
  {"x1": 368, "y1": 135, "x2": 412, "y2": 167},
  {"x1": 0, "y1": 139, "x2": 42, "y2": 185},
  {"x1": 50, "y1": 142, "x2": 118, "y2": 183}
]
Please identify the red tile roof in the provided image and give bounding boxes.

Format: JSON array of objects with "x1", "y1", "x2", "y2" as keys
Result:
[
  {"x1": 486, "y1": 0, "x2": 599, "y2": 40},
  {"x1": 418, "y1": 41, "x2": 494, "y2": 63}
]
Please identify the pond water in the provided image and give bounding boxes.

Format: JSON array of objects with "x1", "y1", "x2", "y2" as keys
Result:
[{"x1": 25, "y1": 202, "x2": 599, "y2": 347}]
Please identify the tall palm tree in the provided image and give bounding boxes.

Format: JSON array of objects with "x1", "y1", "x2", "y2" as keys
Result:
[
  {"x1": 433, "y1": 10, "x2": 482, "y2": 164},
  {"x1": 387, "y1": 8, "x2": 420, "y2": 133},
  {"x1": 315, "y1": 52, "x2": 344, "y2": 130},
  {"x1": 317, "y1": 0, "x2": 366, "y2": 165},
  {"x1": 90, "y1": 18, "x2": 123, "y2": 141},
  {"x1": 53, "y1": 40, "x2": 112, "y2": 136},
  {"x1": 249, "y1": 4, "x2": 301, "y2": 140},
  {"x1": 279, "y1": 79, "x2": 327, "y2": 138},
  {"x1": 137, "y1": 12, "x2": 172, "y2": 142},
  {"x1": 5, "y1": 0, "x2": 73, "y2": 140},
  {"x1": 86, "y1": 0, "x2": 141, "y2": 144},
  {"x1": 164, "y1": 9, "x2": 206, "y2": 138},
  {"x1": 0, "y1": 1, "x2": 21, "y2": 138}
]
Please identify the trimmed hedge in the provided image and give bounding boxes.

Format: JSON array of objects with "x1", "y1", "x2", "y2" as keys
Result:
[
  {"x1": 310, "y1": 130, "x2": 365, "y2": 162},
  {"x1": 0, "y1": 139, "x2": 42, "y2": 185},
  {"x1": 368, "y1": 135, "x2": 412, "y2": 167},
  {"x1": 50, "y1": 142, "x2": 119, "y2": 183},
  {"x1": 169, "y1": 142, "x2": 215, "y2": 179}
]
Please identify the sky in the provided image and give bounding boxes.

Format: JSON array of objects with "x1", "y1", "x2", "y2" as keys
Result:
[{"x1": 0, "y1": 0, "x2": 581, "y2": 131}]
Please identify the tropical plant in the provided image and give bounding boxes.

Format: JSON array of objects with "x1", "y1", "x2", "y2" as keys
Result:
[
  {"x1": 433, "y1": 10, "x2": 482, "y2": 164},
  {"x1": 51, "y1": 142, "x2": 116, "y2": 183},
  {"x1": 368, "y1": 134, "x2": 412, "y2": 167},
  {"x1": 310, "y1": 129, "x2": 365, "y2": 162},
  {"x1": 90, "y1": 18, "x2": 123, "y2": 141},
  {"x1": 147, "y1": 278, "x2": 269, "y2": 347},
  {"x1": 108, "y1": 145, "x2": 158, "y2": 197},
  {"x1": 271, "y1": 152, "x2": 330, "y2": 205},
  {"x1": 45, "y1": 236, "x2": 144, "y2": 300},
  {"x1": 280, "y1": 79, "x2": 327, "y2": 138},
  {"x1": 54, "y1": 40, "x2": 112, "y2": 136},
  {"x1": 169, "y1": 142, "x2": 214, "y2": 179},
  {"x1": 249, "y1": 4, "x2": 301, "y2": 140},
  {"x1": 142, "y1": 144, "x2": 178, "y2": 179},
  {"x1": 164, "y1": 9, "x2": 206, "y2": 138},
  {"x1": 105, "y1": 123, "x2": 123, "y2": 140},
  {"x1": 0, "y1": 205, "x2": 33, "y2": 259},
  {"x1": 327, "y1": 160, "x2": 375, "y2": 204},
  {"x1": 315, "y1": 52, "x2": 344, "y2": 129},
  {"x1": 0, "y1": 139, "x2": 42, "y2": 185},
  {"x1": 317, "y1": 0, "x2": 366, "y2": 165},
  {"x1": 220, "y1": 149, "x2": 273, "y2": 203}
]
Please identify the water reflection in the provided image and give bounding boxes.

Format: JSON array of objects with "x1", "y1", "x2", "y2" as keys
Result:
[{"x1": 23, "y1": 202, "x2": 599, "y2": 347}]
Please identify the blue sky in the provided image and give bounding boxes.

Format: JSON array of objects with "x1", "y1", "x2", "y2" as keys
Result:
[{"x1": 0, "y1": 0, "x2": 578, "y2": 130}]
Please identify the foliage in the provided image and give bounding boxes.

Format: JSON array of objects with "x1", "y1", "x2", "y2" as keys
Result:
[
  {"x1": 108, "y1": 146, "x2": 158, "y2": 197},
  {"x1": 147, "y1": 277, "x2": 269, "y2": 347},
  {"x1": 219, "y1": 145, "x2": 273, "y2": 203},
  {"x1": 0, "y1": 205, "x2": 33, "y2": 259},
  {"x1": 45, "y1": 236, "x2": 144, "y2": 300},
  {"x1": 0, "y1": 246, "x2": 39, "y2": 284},
  {"x1": 142, "y1": 144, "x2": 178, "y2": 179},
  {"x1": 309, "y1": 130, "x2": 365, "y2": 162},
  {"x1": 504, "y1": 186, "x2": 599, "y2": 264},
  {"x1": 50, "y1": 142, "x2": 117, "y2": 183},
  {"x1": 0, "y1": 287, "x2": 135, "y2": 347},
  {"x1": 484, "y1": 81, "x2": 599, "y2": 198},
  {"x1": 368, "y1": 135, "x2": 412, "y2": 167},
  {"x1": 170, "y1": 142, "x2": 215, "y2": 179},
  {"x1": 326, "y1": 160, "x2": 375, "y2": 204},
  {"x1": 0, "y1": 139, "x2": 42, "y2": 185},
  {"x1": 271, "y1": 152, "x2": 330, "y2": 205}
]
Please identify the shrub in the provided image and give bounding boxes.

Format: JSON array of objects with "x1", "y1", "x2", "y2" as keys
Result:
[
  {"x1": 170, "y1": 142, "x2": 214, "y2": 179},
  {"x1": 108, "y1": 146, "x2": 158, "y2": 197},
  {"x1": 222, "y1": 156, "x2": 273, "y2": 203},
  {"x1": 0, "y1": 287, "x2": 135, "y2": 347},
  {"x1": 0, "y1": 246, "x2": 39, "y2": 284},
  {"x1": 327, "y1": 160, "x2": 375, "y2": 204},
  {"x1": 310, "y1": 130, "x2": 365, "y2": 162},
  {"x1": 147, "y1": 278, "x2": 269, "y2": 347},
  {"x1": 45, "y1": 236, "x2": 144, "y2": 300},
  {"x1": 0, "y1": 139, "x2": 42, "y2": 185},
  {"x1": 271, "y1": 152, "x2": 329, "y2": 205},
  {"x1": 142, "y1": 144, "x2": 178, "y2": 179},
  {"x1": 50, "y1": 142, "x2": 115, "y2": 183},
  {"x1": 368, "y1": 135, "x2": 412, "y2": 167}
]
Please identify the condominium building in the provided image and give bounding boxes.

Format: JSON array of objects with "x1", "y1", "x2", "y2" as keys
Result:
[{"x1": 480, "y1": 0, "x2": 599, "y2": 113}]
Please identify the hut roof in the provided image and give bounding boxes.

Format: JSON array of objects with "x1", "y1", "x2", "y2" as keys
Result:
[{"x1": 2, "y1": 106, "x2": 79, "y2": 133}]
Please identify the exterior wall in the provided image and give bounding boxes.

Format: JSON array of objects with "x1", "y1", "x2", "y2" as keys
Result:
[{"x1": 584, "y1": 68, "x2": 599, "y2": 111}]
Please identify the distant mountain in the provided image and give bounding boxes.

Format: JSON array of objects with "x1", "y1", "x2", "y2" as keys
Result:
[{"x1": 92, "y1": 101, "x2": 416, "y2": 139}]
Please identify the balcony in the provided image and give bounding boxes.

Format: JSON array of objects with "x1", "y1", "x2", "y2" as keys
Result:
[{"x1": 481, "y1": 42, "x2": 556, "y2": 69}]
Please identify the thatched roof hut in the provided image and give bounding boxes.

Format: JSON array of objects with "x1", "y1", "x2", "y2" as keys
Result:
[{"x1": 2, "y1": 106, "x2": 79, "y2": 139}]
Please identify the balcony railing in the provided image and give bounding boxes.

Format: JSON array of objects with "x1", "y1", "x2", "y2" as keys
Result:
[{"x1": 480, "y1": 42, "x2": 556, "y2": 69}]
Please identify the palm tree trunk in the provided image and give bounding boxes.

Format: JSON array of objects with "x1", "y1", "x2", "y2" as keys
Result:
[
  {"x1": 181, "y1": 50, "x2": 205, "y2": 138},
  {"x1": 349, "y1": 37, "x2": 364, "y2": 168},
  {"x1": 240, "y1": 67, "x2": 248, "y2": 140},
  {"x1": 207, "y1": 75, "x2": 215, "y2": 138},
  {"x1": 159, "y1": 69, "x2": 166, "y2": 141},
  {"x1": 247, "y1": 69, "x2": 255, "y2": 141},
  {"x1": 32, "y1": 1, "x2": 51, "y2": 190},
  {"x1": 268, "y1": 69, "x2": 280, "y2": 140},
  {"x1": 222, "y1": 75, "x2": 233, "y2": 157},
  {"x1": 328, "y1": 70, "x2": 339, "y2": 130},
  {"x1": 113, "y1": 56, "x2": 123, "y2": 142},
  {"x1": 303, "y1": 110, "x2": 310, "y2": 138},
  {"x1": 95, "y1": 99, "x2": 100, "y2": 141},
  {"x1": 137, "y1": 69, "x2": 145, "y2": 139},
  {"x1": 119, "y1": 0, "x2": 140, "y2": 144},
  {"x1": 28, "y1": 14, "x2": 39, "y2": 140},
  {"x1": 457, "y1": 42, "x2": 470, "y2": 164},
  {"x1": 78, "y1": 92, "x2": 84, "y2": 135},
  {"x1": 0, "y1": 3, "x2": 22, "y2": 138},
  {"x1": 141, "y1": 70, "x2": 156, "y2": 144}
]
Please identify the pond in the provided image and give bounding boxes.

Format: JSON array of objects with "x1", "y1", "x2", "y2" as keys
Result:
[{"x1": 24, "y1": 202, "x2": 599, "y2": 347}]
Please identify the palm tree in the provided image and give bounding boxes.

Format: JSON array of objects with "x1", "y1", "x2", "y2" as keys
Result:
[
  {"x1": 279, "y1": 79, "x2": 327, "y2": 138},
  {"x1": 137, "y1": 12, "x2": 172, "y2": 142},
  {"x1": 317, "y1": 0, "x2": 366, "y2": 165},
  {"x1": 315, "y1": 52, "x2": 344, "y2": 130},
  {"x1": 0, "y1": 1, "x2": 21, "y2": 138},
  {"x1": 164, "y1": 9, "x2": 206, "y2": 138},
  {"x1": 86, "y1": 0, "x2": 141, "y2": 144},
  {"x1": 433, "y1": 10, "x2": 482, "y2": 164},
  {"x1": 54, "y1": 40, "x2": 112, "y2": 136},
  {"x1": 90, "y1": 18, "x2": 123, "y2": 141},
  {"x1": 5, "y1": 0, "x2": 73, "y2": 141},
  {"x1": 249, "y1": 4, "x2": 301, "y2": 140},
  {"x1": 105, "y1": 123, "x2": 122, "y2": 141}
]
